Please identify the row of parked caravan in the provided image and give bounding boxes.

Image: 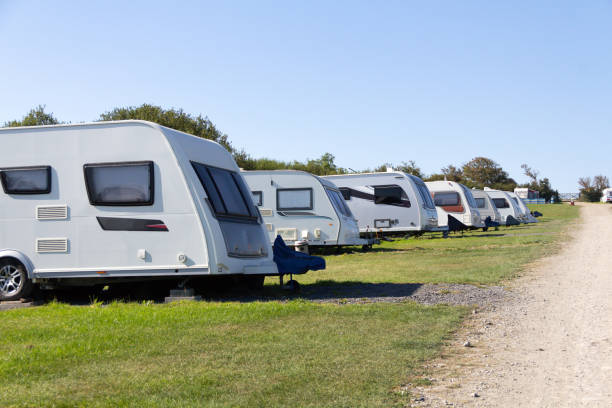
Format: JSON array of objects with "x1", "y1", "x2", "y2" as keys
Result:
[
  {"x1": 242, "y1": 170, "x2": 540, "y2": 251},
  {"x1": 0, "y1": 121, "x2": 541, "y2": 302}
]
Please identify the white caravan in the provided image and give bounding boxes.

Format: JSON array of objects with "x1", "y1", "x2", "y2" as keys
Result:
[
  {"x1": 242, "y1": 170, "x2": 371, "y2": 249},
  {"x1": 323, "y1": 172, "x2": 446, "y2": 235},
  {"x1": 483, "y1": 188, "x2": 524, "y2": 225},
  {"x1": 507, "y1": 191, "x2": 537, "y2": 223},
  {"x1": 470, "y1": 189, "x2": 502, "y2": 229},
  {"x1": 425, "y1": 181, "x2": 485, "y2": 230},
  {"x1": 0, "y1": 121, "x2": 277, "y2": 301},
  {"x1": 601, "y1": 188, "x2": 612, "y2": 203}
]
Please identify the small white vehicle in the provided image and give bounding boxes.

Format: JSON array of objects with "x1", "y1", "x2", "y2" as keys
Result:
[
  {"x1": 323, "y1": 171, "x2": 446, "y2": 235},
  {"x1": 507, "y1": 191, "x2": 538, "y2": 223},
  {"x1": 471, "y1": 189, "x2": 502, "y2": 229},
  {"x1": 425, "y1": 181, "x2": 485, "y2": 230},
  {"x1": 242, "y1": 170, "x2": 374, "y2": 250},
  {"x1": 483, "y1": 188, "x2": 523, "y2": 225},
  {"x1": 0, "y1": 121, "x2": 277, "y2": 301},
  {"x1": 601, "y1": 188, "x2": 612, "y2": 203}
]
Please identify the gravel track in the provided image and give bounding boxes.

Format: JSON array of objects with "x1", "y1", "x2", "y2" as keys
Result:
[{"x1": 410, "y1": 203, "x2": 612, "y2": 407}]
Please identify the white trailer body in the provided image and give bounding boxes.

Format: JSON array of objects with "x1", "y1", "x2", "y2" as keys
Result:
[
  {"x1": 483, "y1": 188, "x2": 524, "y2": 225},
  {"x1": 507, "y1": 191, "x2": 538, "y2": 223},
  {"x1": 242, "y1": 170, "x2": 367, "y2": 247},
  {"x1": 425, "y1": 181, "x2": 485, "y2": 229},
  {"x1": 323, "y1": 172, "x2": 446, "y2": 234},
  {"x1": 0, "y1": 121, "x2": 277, "y2": 300},
  {"x1": 471, "y1": 189, "x2": 502, "y2": 226}
]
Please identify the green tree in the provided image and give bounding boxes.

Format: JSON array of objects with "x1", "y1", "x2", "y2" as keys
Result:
[
  {"x1": 578, "y1": 175, "x2": 609, "y2": 202},
  {"x1": 99, "y1": 104, "x2": 233, "y2": 153},
  {"x1": 4, "y1": 105, "x2": 62, "y2": 127},
  {"x1": 519, "y1": 164, "x2": 560, "y2": 203},
  {"x1": 462, "y1": 157, "x2": 516, "y2": 190}
]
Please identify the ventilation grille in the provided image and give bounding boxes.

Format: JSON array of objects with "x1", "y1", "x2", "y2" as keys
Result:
[
  {"x1": 36, "y1": 205, "x2": 68, "y2": 220},
  {"x1": 276, "y1": 228, "x2": 297, "y2": 241},
  {"x1": 259, "y1": 208, "x2": 274, "y2": 217},
  {"x1": 36, "y1": 238, "x2": 68, "y2": 253}
]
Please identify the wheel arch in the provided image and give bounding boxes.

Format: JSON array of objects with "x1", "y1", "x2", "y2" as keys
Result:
[{"x1": 0, "y1": 250, "x2": 35, "y2": 278}]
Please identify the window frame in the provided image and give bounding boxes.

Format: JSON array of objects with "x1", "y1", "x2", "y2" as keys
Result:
[
  {"x1": 492, "y1": 198, "x2": 510, "y2": 209},
  {"x1": 191, "y1": 161, "x2": 259, "y2": 223},
  {"x1": 83, "y1": 161, "x2": 155, "y2": 206},
  {"x1": 373, "y1": 184, "x2": 408, "y2": 206},
  {"x1": 0, "y1": 165, "x2": 52, "y2": 195},
  {"x1": 276, "y1": 188, "x2": 313, "y2": 211},
  {"x1": 252, "y1": 190, "x2": 263, "y2": 206},
  {"x1": 474, "y1": 197, "x2": 486, "y2": 209}
]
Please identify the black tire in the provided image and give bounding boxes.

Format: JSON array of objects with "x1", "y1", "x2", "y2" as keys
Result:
[{"x1": 0, "y1": 259, "x2": 34, "y2": 301}]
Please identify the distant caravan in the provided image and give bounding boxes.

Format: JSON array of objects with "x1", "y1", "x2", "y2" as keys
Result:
[
  {"x1": 425, "y1": 180, "x2": 485, "y2": 231},
  {"x1": 323, "y1": 172, "x2": 447, "y2": 236},
  {"x1": 506, "y1": 191, "x2": 538, "y2": 223},
  {"x1": 0, "y1": 121, "x2": 278, "y2": 301},
  {"x1": 470, "y1": 189, "x2": 502, "y2": 230},
  {"x1": 242, "y1": 170, "x2": 376, "y2": 251},
  {"x1": 601, "y1": 188, "x2": 612, "y2": 203},
  {"x1": 483, "y1": 188, "x2": 523, "y2": 226}
]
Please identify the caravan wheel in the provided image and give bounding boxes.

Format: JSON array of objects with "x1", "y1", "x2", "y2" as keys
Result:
[{"x1": 0, "y1": 259, "x2": 33, "y2": 301}]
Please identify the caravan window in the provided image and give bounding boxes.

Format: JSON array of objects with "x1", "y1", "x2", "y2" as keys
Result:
[
  {"x1": 460, "y1": 184, "x2": 479, "y2": 208},
  {"x1": 251, "y1": 191, "x2": 263, "y2": 206},
  {"x1": 373, "y1": 184, "x2": 409, "y2": 207},
  {"x1": 339, "y1": 187, "x2": 351, "y2": 200},
  {"x1": 415, "y1": 182, "x2": 435, "y2": 209},
  {"x1": 475, "y1": 198, "x2": 486, "y2": 208},
  {"x1": 277, "y1": 188, "x2": 313, "y2": 210},
  {"x1": 326, "y1": 188, "x2": 353, "y2": 218},
  {"x1": 192, "y1": 162, "x2": 258, "y2": 220},
  {"x1": 84, "y1": 161, "x2": 153, "y2": 206},
  {"x1": 434, "y1": 192, "x2": 459, "y2": 206},
  {"x1": 492, "y1": 198, "x2": 509, "y2": 208},
  {"x1": 0, "y1": 166, "x2": 51, "y2": 194}
]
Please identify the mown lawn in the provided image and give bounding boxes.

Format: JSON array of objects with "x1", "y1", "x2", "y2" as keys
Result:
[
  {"x1": 0, "y1": 204, "x2": 578, "y2": 407},
  {"x1": 295, "y1": 204, "x2": 579, "y2": 286},
  {"x1": 0, "y1": 301, "x2": 463, "y2": 408}
]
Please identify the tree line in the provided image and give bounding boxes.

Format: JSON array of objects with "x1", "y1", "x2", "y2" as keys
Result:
[{"x1": 4, "y1": 104, "x2": 559, "y2": 201}]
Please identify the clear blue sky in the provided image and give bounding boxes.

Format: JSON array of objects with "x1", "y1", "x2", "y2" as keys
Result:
[{"x1": 1, "y1": 1, "x2": 610, "y2": 192}]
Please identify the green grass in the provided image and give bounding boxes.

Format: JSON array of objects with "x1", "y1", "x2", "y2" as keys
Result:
[
  {"x1": 0, "y1": 204, "x2": 578, "y2": 407},
  {"x1": 296, "y1": 204, "x2": 579, "y2": 286},
  {"x1": 0, "y1": 301, "x2": 463, "y2": 408}
]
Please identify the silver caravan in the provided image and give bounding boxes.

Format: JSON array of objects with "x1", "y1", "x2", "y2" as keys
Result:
[
  {"x1": 470, "y1": 189, "x2": 502, "y2": 228},
  {"x1": 323, "y1": 172, "x2": 446, "y2": 235},
  {"x1": 483, "y1": 188, "x2": 523, "y2": 225},
  {"x1": 242, "y1": 170, "x2": 371, "y2": 249},
  {"x1": 507, "y1": 191, "x2": 538, "y2": 223},
  {"x1": 0, "y1": 121, "x2": 277, "y2": 301},
  {"x1": 425, "y1": 180, "x2": 485, "y2": 230}
]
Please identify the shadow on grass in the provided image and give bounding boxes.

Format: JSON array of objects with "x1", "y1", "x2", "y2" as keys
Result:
[{"x1": 35, "y1": 279, "x2": 424, "y2": 305}]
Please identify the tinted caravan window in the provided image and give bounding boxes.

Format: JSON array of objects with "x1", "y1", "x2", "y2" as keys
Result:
[
  {"x1": 84, "y1": 161, "x2": 153, "y2": 206},
  {"x1": 252, "y1": 191, "x2": 263, "y2": 206},
  {"x1": 460, "y1": 184, "x2": 478, "y2": 208},
  {"x1": 191, "y1": 162, "x2": 257, "y2": 219},
  {"x1": 434, "y1": 192, "x2": 460, "y2": 206},
  {"x1": 415, "y1": 182, "x2": 435, "y2": 209},
  {"x1": 326, "y1": 188, "x2": 353, "y2": 218},
  {"x1": 0, "y1": 166, "x2": 51, "y2": 194},
  {"x1": 492, "y1": 198, "x2": 509, "y2": 208},
  {"x1": 475, "y1": 198, "x2": 486, "y2": 208},
  {"x1": 373, "y1": 185, "x2": 408, "y2": 206},
  {"x1": 339, "y1": 187, "x2": 351, "y2": 200},
  {"x1": 277, "y1": 188, "x2": 313, "y2": 210}
]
